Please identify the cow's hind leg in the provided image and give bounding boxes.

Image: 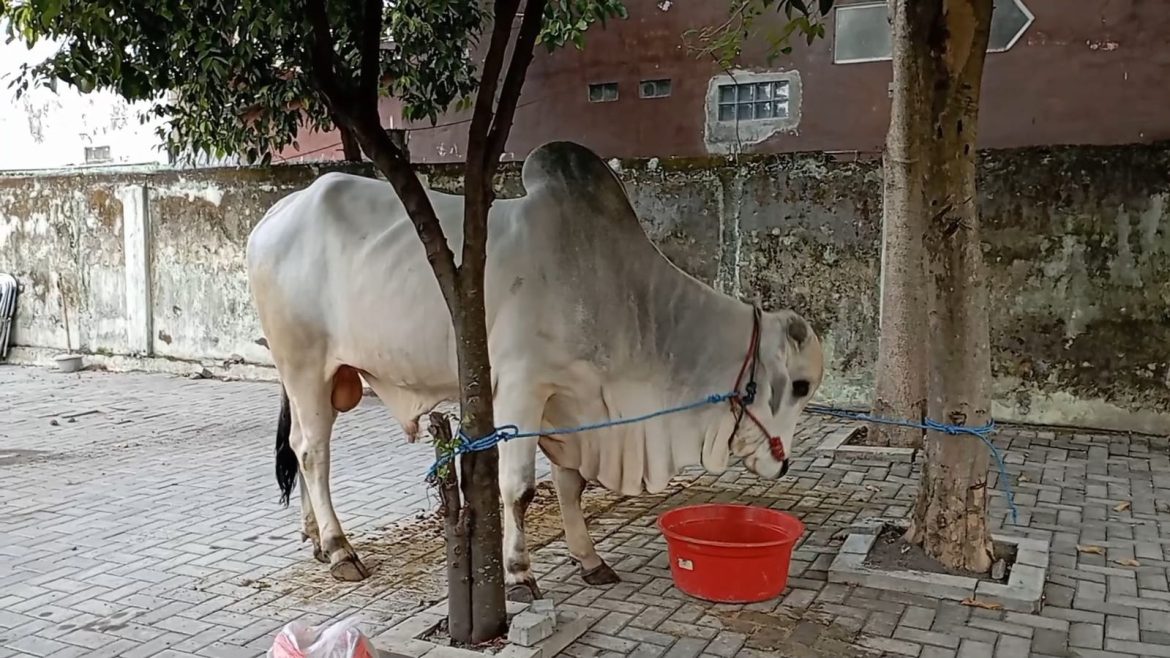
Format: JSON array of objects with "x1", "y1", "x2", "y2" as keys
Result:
[
  {"x1": 300, "y1": 473, "x2": 328, "y2": 563},
  {"x1": 551, "y1": 465, "x2": 620, "y2": 586},
  {"x1": 287, "y1": 374, "x2": 369, "y2": 581},
  {"x1": 278, "y1": 396, "x2": 328, "y2": 563}
]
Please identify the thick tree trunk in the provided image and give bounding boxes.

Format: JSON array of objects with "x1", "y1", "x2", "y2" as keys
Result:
[
  {"x1": 868, "y1": 0, "x2": 929, "y2": 449},
  {"x1": 903, "y1": 0, "x2": 996, "y2": 573},
  {"x1": 431, "y1": 413, "x2": 471, "y2": 642}
]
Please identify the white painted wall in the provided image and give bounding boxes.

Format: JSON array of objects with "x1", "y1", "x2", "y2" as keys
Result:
[{"x1": 0, "y1": 35, "x2": 171, "y2": 171}]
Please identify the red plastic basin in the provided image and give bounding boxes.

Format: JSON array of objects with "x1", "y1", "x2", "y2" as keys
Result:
[{"x1": 657, "y1": 503, "x2": 805, "y2": 603}]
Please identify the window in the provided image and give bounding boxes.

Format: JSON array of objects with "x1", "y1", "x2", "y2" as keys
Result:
[
  {"x1": 832, "y1": 2, "x2": 891, "y2": 64},
  {"x1": 588, "y1": 82, "x2": 618, "y2": 103},
  {"x1": 84, "y1": 146, "x2": 111, "y2": 163},
  {"x1": 639, "y1": 79, "x2": 672, "y2": 99},
  {"x1": 704, "y1": 70, "x2": 802, "y2": 154},
  {"x1": 833, "y1": 0, "x2": 1035, "y2": 64},
  {"x1": 715, "y1": 80, "x2": 790, "y2": 122}
]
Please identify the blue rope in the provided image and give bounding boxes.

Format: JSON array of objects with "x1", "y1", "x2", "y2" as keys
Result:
[
  {"x1": 426, "y1": 396, "x2": 1019, "y2": 526},
  {"x1": 804, "y1": 404, "x2": 1019, "y2": 524},
  {"x1": 426, "y1": 392, "x2": 737, "y2": 481}
]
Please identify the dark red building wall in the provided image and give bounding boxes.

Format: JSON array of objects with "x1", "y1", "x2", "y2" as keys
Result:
[{"x1": 276, "y1": 0, "x2": 1170, "y2": 164}]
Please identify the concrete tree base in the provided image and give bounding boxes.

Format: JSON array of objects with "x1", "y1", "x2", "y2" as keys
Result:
[
  {"x1": 816, "y1": 425, "x2": 919, "y2": 463},
  {"x1": 828, "y1": 519, "x2": 1049, "y2": 613},
  {"x1": 372, "y1": 600, "x2": 590, "y2": 658}
]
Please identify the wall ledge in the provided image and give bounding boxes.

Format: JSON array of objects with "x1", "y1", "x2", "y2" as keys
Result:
[{"x1": 5, "y1": 346, "x2": 278, "y2": 382}]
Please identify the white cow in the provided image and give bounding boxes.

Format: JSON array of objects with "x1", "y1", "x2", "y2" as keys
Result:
[{"x1": 246, "y1": 141, "x2": 824, "y2": 598}]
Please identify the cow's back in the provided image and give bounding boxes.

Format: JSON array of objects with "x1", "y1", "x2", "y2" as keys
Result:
[
  {"x1": 246, "y1": 172, "x2": 468, "y2": 387},
  {"x1": 247, "y1": 143, "x2": 701, "y2": 393}
]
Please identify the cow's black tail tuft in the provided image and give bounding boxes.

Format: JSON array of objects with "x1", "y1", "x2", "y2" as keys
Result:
[{"x1": 275, "y1": 386, "x2": 298, "y2": 507}]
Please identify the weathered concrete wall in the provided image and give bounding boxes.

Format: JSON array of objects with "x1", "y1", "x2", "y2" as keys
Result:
[
  {"x1": 0, "y1": 164, "x2": 368, "y2": 373},
  {"x1": 1, "y1": 144, "x2": 1166, "y2": 433}
]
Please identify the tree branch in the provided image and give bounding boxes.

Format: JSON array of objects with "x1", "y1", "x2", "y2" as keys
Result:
[
  {"x1": 358, "y1": 0, "x2": 383, "y2": 107},
  {"x1": 351, "y1": 118, "x2": 461, "y2": 306},
  {"x1": 464, "y1": 0, "x2": 521, "y2": 174},
  {"x1": 304, "y1": 0, "x2": 353, "y2": 109},
  {"x1": 337, "y1": 121, "x2": 362, "y2": 161},
  {"x1": 484, "y1": 0, "x2": 548, "y2": 170}
]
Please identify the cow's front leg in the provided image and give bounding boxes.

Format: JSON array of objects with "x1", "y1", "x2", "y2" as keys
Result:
[
  {"x1": 499, "y1": 436, "x2": 540, "y2": 601},
  {"x1": 552, "y1": 465, "x2": 620, "y2": 586},
  {"x1": 495, "y1": 388, "x2": 546, "y2": 602}
]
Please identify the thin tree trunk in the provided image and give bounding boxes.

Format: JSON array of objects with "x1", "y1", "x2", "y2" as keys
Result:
[
  {"x1": 868, "y1": 0, "x2": 929, "y2": 449},
  {"x1": 337, "y1": 121, "x2": 362, "y2": 162},
  {"x1": 431, "y1": 413, "x2": 471, "y2": 642},
  {"x1": 304, "y1": 0, "x2": 547, "y2": 642},
  {"x1": 455, "y1": 0, "x2": 546, "y2": 640},
  {"x1": 904, "y1": 0, "x2": 995, "y2": 573},
  {"x1": 453, "y1": 210, "x2": 506, "y2": 643}
]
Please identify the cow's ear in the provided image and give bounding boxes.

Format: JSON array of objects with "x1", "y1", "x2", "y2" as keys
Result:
[{"x1": 787, "y1": 316, "x2": 809, "y2": 346}]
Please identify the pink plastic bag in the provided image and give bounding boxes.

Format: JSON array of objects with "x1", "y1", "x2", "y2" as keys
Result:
[{"x1": 268, "y1": 617, "x2": 376, "y2": 658}]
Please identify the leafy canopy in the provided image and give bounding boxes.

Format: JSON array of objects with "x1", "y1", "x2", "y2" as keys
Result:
[{"x1": 3, "y1": 0, "x2": 626, "y2": 165}]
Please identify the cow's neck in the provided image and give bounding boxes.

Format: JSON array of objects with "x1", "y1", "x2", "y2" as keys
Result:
[{"x1": 637, "y1": 260, "x2": 759, "y2": 398}]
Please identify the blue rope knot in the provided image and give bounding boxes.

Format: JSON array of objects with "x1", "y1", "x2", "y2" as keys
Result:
[{"x1": 923, "y1": 417, "x2": 995, "y2": 438}]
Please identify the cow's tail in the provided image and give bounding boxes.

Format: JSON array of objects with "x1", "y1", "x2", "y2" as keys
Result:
[{"x1": 275, "y1": 386, "x2": 299, "y2": 508}]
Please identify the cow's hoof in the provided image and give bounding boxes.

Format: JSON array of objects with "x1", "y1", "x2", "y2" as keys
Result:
[
  {"x1": 506, "y1": 581, "x2": 541, "y2": 602},
  {"x1": 580, "y1": 561, "x2": 621, "y2": 586},
  {"x1": 330, "y1": 555, "x2": 370, "y2": 582},
  {"x1": 302, "y1": 532, "x2": 330, "y2": 564}
]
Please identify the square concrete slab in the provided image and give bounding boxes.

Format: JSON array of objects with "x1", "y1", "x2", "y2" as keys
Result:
[
  {"x1": 815, "y1": 424, "x2": 919, "y2": 463},
  {"x1": 373, "y1": 601, "x2": 590, "y2": 658},
  {"x1": 828, "y1": 522, "x2": 1050, "y2": 613}
]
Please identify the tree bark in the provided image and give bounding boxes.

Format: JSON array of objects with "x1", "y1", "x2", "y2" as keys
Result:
[
  {"x1": 453, "y1": 223, "x2": 506, "y2": 644},
  {"x1": 431, "y1": 412, "x2": 471, "y2": 642},
  {"x1": 868, "y1": 0, "x2": 929, "y2": 449},
  {"x1": 903, "y1": 0, "x2": 996, "y2": 573}
]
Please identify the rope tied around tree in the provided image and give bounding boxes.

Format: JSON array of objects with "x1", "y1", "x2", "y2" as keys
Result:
[
  {"x1": 804, "y1": 404, "x2": 1018, "y2": 523},
  {"x1": 426, "y1": 400, "x2": 1017, "y2": 525},
  {"x1": 425, "y1": 392, "x2": 737, "y2": 482}
]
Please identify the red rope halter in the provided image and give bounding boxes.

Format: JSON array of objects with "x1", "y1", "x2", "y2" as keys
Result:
[{"x1": 729, "y1": 307, "x2": 786, "y2": 463}]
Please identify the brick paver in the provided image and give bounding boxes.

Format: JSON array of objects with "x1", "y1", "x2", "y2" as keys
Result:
[{"x1": 2, "y1": 365, "x2": 1170, "y2": 657}]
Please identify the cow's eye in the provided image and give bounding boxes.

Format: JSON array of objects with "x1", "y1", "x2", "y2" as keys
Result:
[{"x1": 792, "y1": 380, "x2": 810, "y2": 398}]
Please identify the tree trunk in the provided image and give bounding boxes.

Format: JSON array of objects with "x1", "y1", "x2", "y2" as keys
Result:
[
  {"x1": 868, "y1": 0, "x2": 929, "y2": 449},
  {"x1": 303, "y1": 0, "x2": 545, "y2": 643},
  {"x1": 338, "y1": 121, "x2": 362, "y2": 162},
  {"x1": 431, "y1": 412, "x2": 471, "y2": 642},
  {"x1": 903, "y1": 0, "x2": 996, "y2": 573},
  {"x1": 453, "y1": 219, "x2": 506, "y2": 643}
]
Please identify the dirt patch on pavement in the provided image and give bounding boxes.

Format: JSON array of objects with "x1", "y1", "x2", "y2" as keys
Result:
[
  {"x1": 865, "y1": 524, "x2": 1014, "y2": 583},
  {"x1": 715, "y1": 607, "x2": 879, "y2": 657},
  {"x1": 271, "y1": 479, "x2": 627, "y2": 611}
]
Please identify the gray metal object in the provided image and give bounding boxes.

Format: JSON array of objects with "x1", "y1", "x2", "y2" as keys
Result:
[{"x1": 0, "y1": 274, "x2": 18, "y2": 360}]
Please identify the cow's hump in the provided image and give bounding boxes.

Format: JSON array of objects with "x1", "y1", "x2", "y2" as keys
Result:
[{"x1": 520, "y1": 141, "x2": 641, "y2": 235}]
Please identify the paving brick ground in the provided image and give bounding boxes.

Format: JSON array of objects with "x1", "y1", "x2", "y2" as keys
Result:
[{"x1": 2, "y1": 366, "x2": 1170, "y2": 657}]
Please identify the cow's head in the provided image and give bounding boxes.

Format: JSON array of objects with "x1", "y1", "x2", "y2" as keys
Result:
[{"x1": 728, "y1": 310, "x2": 824, "y2": 479}]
